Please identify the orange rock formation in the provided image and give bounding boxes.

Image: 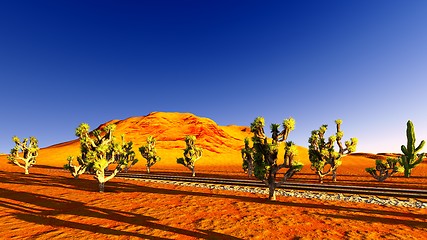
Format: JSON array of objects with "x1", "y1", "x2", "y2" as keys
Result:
[{"x1": 37, "y1": 112, "x2": 310, "y2": 168}]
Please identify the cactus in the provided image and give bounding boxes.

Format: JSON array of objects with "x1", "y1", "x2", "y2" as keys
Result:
[
  {"x1": 308, "y1": 119, "x2": 357, "y2": 183},
  {"x1": 67, "y1": 123, "x2": 136, "y2": 192},
  {"x1": 177, "y1": 135, "x2": 203, "y2": 177},
  {"x1": 366, "y1": 158, "x2": 404, "y2": 182},
  {"x1": 250, "y1": 117, "x2": 303, "y2": 201},
  {"x1": 241, "y1": 137, "x2": 254, "y2": 177},
  {"x1": 139, "y1": 135, "x2": 161, "y2": 173},
  {"x1": 7, "y1": 136, "x2": 39, "y2": 174},
  {"x1": 399, "y1": 120, "x2": 425, "y2": 177}
]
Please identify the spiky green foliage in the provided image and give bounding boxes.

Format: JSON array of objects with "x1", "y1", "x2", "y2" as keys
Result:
[
  {"x1": 241, "y1": 137, "x2": 254, "y2": 177},
  {"x1": 139, "y1": 135, "x2": 161, "y2": 173},
  {"x1": 114, "y1": 135, "x2": 139, "y2": 173},
  {"x1": 66, "y1": 123, "x2": 136, "y2": 192},
  {"x1": 64, "y1": 156, "x2": 92, "y2": 179},
  {"x1": 398, "y1": 120, "x2": 425, "y2": 177},
  {"x1": 308, "y1": 119, "x2": 357, "y2": 183},
  {"x1": 176, "y1": 135, "x2": 203, "y2": 177},
  {"x1": 366, "y1": 158, "x2": 404, "y2": 182},
  {"x1": 270, "y1": 123, "x2": 281, "y2": 144},
  {"x1": 7, "y1": 136, "x2": 39, "y2": 174},
  {"x1": 250, "y1": 116, "x2": 303, "y2": 201}
]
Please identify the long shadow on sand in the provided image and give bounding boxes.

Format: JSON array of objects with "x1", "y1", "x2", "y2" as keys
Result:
[
  {"x1": 1, "y1": 170, "x2": 426, "y2": 232},
  {"x1": 0, "y1": 187, "x2": 242, "y2": 239},
  {"x1": 106, "y1": 180, "x2": 427, "y2": 229},
  {"x1": 0, "y1": 170, "x2": 101, "y2": 192}
]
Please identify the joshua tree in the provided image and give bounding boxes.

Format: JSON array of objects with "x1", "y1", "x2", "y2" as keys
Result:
[
  {"x1": 398, "y1": 120, "x2": 425, "y2": 177},
  {"x1": 250, "y1": 117, "x2": 303, "y2": 201},
  {"x1": 308, "y1": 119, "x2": 357, "y2": 183},
  {"x1": 115, "y1": 135, "x2": 138, "y2": 173},
  {"x1": 66, "y1": 123, "x2": 136, "y2": 192},
  {"x1": 139, "y1": 135, "x2": 161, "y2": 173},
  {"x1": 241, "y1": 137, "x2": 254, "y2": 177},
  {"x1": 7, "y1": 136, "x2": 39, "y2": 174},
  {"x1": 177, "y1": 135, "x2": 203, "y2": 177},
  {"x1": 366, "y1": 158, "x2": 403, "y2": 182},
  {"x1": 64, "y1": 156, "x2": 92, "y2": 179}
]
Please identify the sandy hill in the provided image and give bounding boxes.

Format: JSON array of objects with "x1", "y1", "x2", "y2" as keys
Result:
[{"x1": 35, "y1": 112, "x2": 312, "y2": 168}]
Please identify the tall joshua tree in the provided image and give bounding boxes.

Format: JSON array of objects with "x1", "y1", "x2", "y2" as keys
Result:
[
  {"x1": 177, "y1": 135, "x2": 203, "y2": 177},
  {"x1": 399, "y1": 120, "x2": 425, "y2": 177},
  {"x1": 139, "y1": 135, "x2": 161, "y2": 173},
  {"x1": 241, "y1": 137, "x2": 254, "y2": 177},
  {"x1": 7, "y1": 136, "x2": 39, "y2": 174},
  {"x1": 308, "y1": 119, "x2": 357, "y2": 183},
  {"x1": 250, "y1": 117, "x2": 303, "y2": 201},
  {"x1": 66, "y1": 123, "x2": 136, "y2": 192}
]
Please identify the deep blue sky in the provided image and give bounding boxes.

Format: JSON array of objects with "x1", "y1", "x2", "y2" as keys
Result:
[{"x1": 1, "y1": 0, "x2": 426, "y2": 153}]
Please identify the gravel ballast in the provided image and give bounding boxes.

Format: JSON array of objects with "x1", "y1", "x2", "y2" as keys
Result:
[{"x1": 125, "y1": 178, "x2": 427, "y2": 209}]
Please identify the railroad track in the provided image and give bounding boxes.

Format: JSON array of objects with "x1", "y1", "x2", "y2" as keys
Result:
[{"x1": 116, "y1": 172, "x2": 427, "y2": 201}]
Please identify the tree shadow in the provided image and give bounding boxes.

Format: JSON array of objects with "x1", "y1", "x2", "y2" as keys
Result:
[
  {"x1": 2, "y1": 169, "x2": 426, "y2": 232},
  {"x1": 105, "y1": 180, "x2": 427, "y2": 227},
  {"x1": 34, "y1": 165, "x2": 64, "y2": 170},
  {"x1": 0, "y1": 187, "x2": 240, "y2": 239},
  {"x1": 0, "y1": 170, "x2": 99, "y2": 192},
  {"x1": 315, "y1": 212, "x2": 427, "y2": 228}
]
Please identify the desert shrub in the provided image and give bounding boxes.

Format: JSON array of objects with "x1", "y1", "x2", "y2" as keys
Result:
[{"x1": 366, "y1": 158, "x2": 404, "y2": 182}]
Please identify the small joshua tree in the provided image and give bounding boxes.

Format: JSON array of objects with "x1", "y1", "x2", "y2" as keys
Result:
[
  {"x1": 399, "y1": 120, "x2": 425, "y2": 177},
  {"x1": 241, "y1": 137, "x2": 254, "y2": 177},
  {"x1": 250, "y1": 117, "x2": 303, "y2": 201},
  {"x1": 115, "y1": 135, "x2": 138, "y2": 173},
  {"x1": 7, "y1": 136, "x2": 39, "y2": 174},
  {"x1": 308, "y1": 119, "x2": 357, "y2": 183},
  {"x1": 64, "y1": 156, "x2": 92, "y2": 179},
  {"x1": 177, "y1": 135, "x2": 203, "y2": 177},
  {"x1": 139, "y1": 135, "x2": 161, "y2": 173},
  {"x1": 366, "y1": 158, "x2": 404, "y2": 182},
  {"x1": 66, "y1": 123, "x2": 136, "y2": 192}
]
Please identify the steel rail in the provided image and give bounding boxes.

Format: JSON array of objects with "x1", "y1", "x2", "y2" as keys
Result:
[{"x1": 116, "y1": 172, "x2": 427, "y2": 200}]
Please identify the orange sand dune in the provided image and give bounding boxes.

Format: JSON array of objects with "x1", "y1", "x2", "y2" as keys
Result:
[
  {"x1": 22, "y1": 111, "x2": 400, "y2": 178},
  {"x1": 36, "y1": 112, "x2": 315, "y2": 169}
]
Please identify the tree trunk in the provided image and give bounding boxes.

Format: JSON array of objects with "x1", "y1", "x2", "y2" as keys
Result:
[
  {"x1": 24, "y1": 168, "x2": 29, "y2": 175},
  {"x1": 147, "y1": 166, "x2": 150, "y2": 174},
  {"x1": 404, "y1": 168, "x2": 411, "y2": 178},
  {"x1": 319, "y1": 174, "x2": 324, "y2": 184},
  {"x1": 247, "y1": 168, "x2": 252, "y2": 177},
  {"x1": 332, "y1": 170, "x2": 337, "y2": 182},
  {"x1": 192, "y1": 167, "x2": 196, "y2": 177},
  {"x1": 268, "y1": 182, "x2": 276, "y2": 201},
  {"x1": 99, "y1": 182, "x2": 105, "y2": 192},
  {"x1": 268, "y1": 173, "x2": 276, "y2": 201}
]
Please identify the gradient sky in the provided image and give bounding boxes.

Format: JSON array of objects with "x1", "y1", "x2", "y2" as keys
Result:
[{"x1": 1, "y1": 0, "x2": 427, "y2": 154}]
